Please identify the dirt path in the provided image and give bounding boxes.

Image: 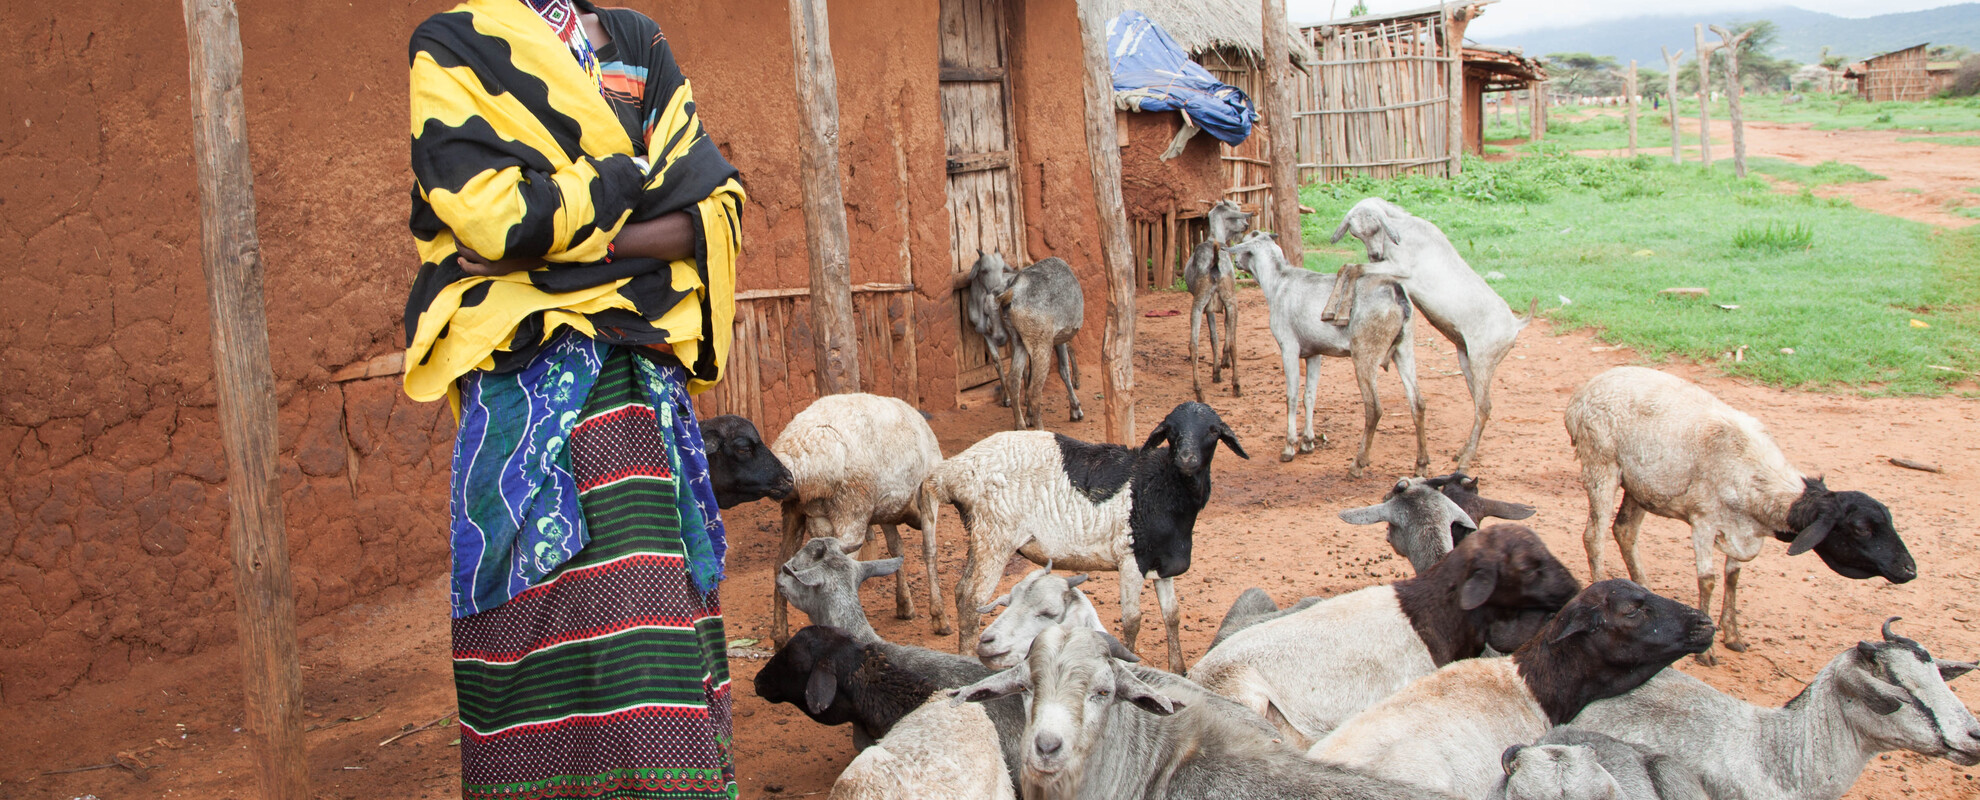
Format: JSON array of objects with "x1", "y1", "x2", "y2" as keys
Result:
[
  {"x1": 9, "y1": 286, "x2": 1978, "y2": 799},
  {"x1": 1580, "y1": 115, "x2": 1980, "y2": 229}
]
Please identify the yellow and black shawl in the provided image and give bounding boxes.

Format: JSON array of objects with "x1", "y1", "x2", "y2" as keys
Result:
[{"x1": 404, "y1": 0, "x2": 743, "y2": 403}]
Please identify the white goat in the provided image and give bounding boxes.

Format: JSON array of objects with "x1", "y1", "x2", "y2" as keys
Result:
[
  {"x1": 830, "y1": 695, "x2": 1017, "y2": 800},
  {"x1": 974, "y1": 565, "x2": 1108, "y2": 669},
  {"x1": 1331, "y1": 197, "x2": 1535, "y2": 471},
  {"x1": 1225, "y1": 230, "x2": 1428, "y2": 476},
  {"x1": 1183, "y1": 200, "x2": 1254, "y2": 402},
  {"x1": 1491, "y1": 728, "x2": 1709, "y2": 800},
  {"x1": 1565, "y1": 366, "x2": 1916, "y2": 665},
  {"x1": 1574, "y1": 618, "x2": 1980, "y2": 800},
  {"x1": 1339, "y1": 477, "x2": 1478, "y2": 574},
  {"x1": 772, "y1": 393, "x2": 947, "y2": 643}
]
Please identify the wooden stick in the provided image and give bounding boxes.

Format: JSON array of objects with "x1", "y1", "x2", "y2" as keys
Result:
[
  {"x1": 1694, "y1": 24, "x2": 1715, "y2": 166},
  {"x1": 1074, "y1": 0, "x2": 1136, "y2": 444},
  {"x1": 378, "y1": 710, "x2": 460, "y2": 748},
  {"x1": 1662, "y1": 47, "x2": 1684, "y2": 164},
  {"x1": 1711, "y1": 26, "x2": 1755, "y2": 178},
  {"x1": 1626, "y1": 60, "x2": 1639, "y2": 157},
  {"x1": 787, "y1": 0, "x2": 861, "y2": 395},
  {"x1": 1444, "y1": 5, "x2": 1471, "y2": 178},
  {"x1": 1530, "y1": 81, "x2": 1545, "y2": 141},
  {"x1": 178, "y1": 1, "x2": 310, "y2": 797},
  {"x1": 1262, "y1": 0, "x2": 1303, "y2": 265}
]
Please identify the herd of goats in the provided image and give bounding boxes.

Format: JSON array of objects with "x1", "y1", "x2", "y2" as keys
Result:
[{"x1": 689, "y1": 198, "x2": 1971, "y2": 799}]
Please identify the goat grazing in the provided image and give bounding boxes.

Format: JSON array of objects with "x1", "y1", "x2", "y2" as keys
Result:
[
  {"x1": 1339, "y1": 477, "x2": 1479, "y2": 574},
  {"x1": 1002, "y1": 256, "x2": 1086, "y2": 429},
  {"x1": 1190, "y1": 524, "x2": 1582, "y2": 747},
  {"x1": 1309, "y1": 579, "x2": 1714, "y2": 798},
  {"x1": 1575, "y1": 618, "x2": 1980, "y2": 800},
  {"x1": 929, "y1": 402, "x2": 1248, "y2": 672},
  {"x1": 830, "y1": 695, "x2": 1017, "y2": 800},
  {"x1": 1331, "y1": 197, "x2": 1536, "y2": 471},
  {"x1": 974, "y1": 565, "x2": 1108, "y2": 669},
  {"x1": 1183, "y1": 200, "x2": 1254, "y2": 402},
  {"x1": 1491, "y1": 728, "x2": 1709, "y2": 800},
  {"x1": 701, "y1": 414, "x2": 795, "y2": 509},
  {"x1": 771, "y1": 393, "x2": 948, "y2": 644},
  {"x1": 1565, "y1": 366, "x2": 1916, "y2": 664},
  {"x1": 954, "y1": 624, "x2": 1457, "y2": 800},
  {"x1": 1225, "y1": 230, "x2": 1427, "y2": 475}
]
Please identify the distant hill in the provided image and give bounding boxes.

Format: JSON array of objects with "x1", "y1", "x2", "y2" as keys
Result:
[{"x1": 1495, "y1": 4, "x2": 1980, "y2": 70}]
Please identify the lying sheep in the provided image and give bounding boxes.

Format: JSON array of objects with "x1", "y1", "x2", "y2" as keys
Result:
[
  {"x1": 1002, "y1": 256, "x2": 1086, "y2": 429},
  {"x1": 973, "y1": 564, "x2": 1107, "y2": 669},
  {"x1": 1190, "y1": 524, "x2": 1582, "y2": 748},
  {"x1": 930, "y1": 402, "x2": 1248, "y2": 673},
  {"x1": 954, "y1": 624, "x2": 1456, "y2": 800},
  {"x1": 1225, "y1": 230, "x2": 1427, "y2": 476},
  {"x1": 1490, "y1": 729, "x2": 1708, "y2": 800},
  {"x1": 701, "y1": 414, "x2": 795, "y2": 508},
  {"x1": 1410, "y1": 471, "x2": 1538, "y2": 546},
  {"x1": 1575, "y1": 618, "x2": 1980, "y2": 800},
  {"x1": 771, "y1": 393, "x2": 949, "y2": 644},
  {"x1": 1339, "y1": 477, "x2": 1478, "y2": 574},
  {"x1": 1331, "y1": 197, "x2": 1536, "y2": 471},
  {"x1": 1565, "y1": 366, "x2": 1916, "y2": 665},
  {"x1": 1207, "y1": 588, "x2": 1324, "y2": 652},
  {"x1": 1183, "y1": 200, "x2": 1253, "y2": 402},
  {"x1": 755, "y1": 624, "x2": 1026, "y2": 789},
  {"x1": 830, "y1": 695, "x2": 1017, "y2": 800},
  {"x1": 1308, "y1": 579, "x2": 1715, "y2": 798}
]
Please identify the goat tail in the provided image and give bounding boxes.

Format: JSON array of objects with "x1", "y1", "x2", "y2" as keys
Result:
[
  {"x1": 1390, "y1": 281, "x2": 1412, "y2": 324},
  {"x1": 1517, "y1": 296, "x2": 1539, "y2": 329}
]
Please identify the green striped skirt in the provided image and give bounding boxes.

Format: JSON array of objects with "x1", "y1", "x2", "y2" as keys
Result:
[{"x1": 453, "y1": 350, "x2": 735, "y2": 799}]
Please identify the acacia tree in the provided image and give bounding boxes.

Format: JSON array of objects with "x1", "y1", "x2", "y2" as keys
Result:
[{"x1": 1544, "y1": 51, "x2": 1625, "y2": 96}]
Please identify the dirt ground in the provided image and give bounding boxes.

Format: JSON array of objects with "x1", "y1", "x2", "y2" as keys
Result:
[{"x1": 8, "y1": 279, "x2": 1980, "y2": 798}]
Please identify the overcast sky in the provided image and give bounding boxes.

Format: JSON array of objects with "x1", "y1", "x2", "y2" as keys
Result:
[{"x1": 1285, "y1": 0, "x2": 1974, "y2": 38}]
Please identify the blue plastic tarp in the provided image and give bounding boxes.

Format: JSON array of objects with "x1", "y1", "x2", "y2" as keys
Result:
[{"x1": 1107, "y1": 10, "x2": 1256, "y2": 145}]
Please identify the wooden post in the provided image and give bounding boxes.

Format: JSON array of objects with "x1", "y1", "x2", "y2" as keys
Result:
[
  {"x1": 1694, "y1": 24, "x2": 1714, "y2": 167},
  {"x1": 1625, "y1": 60, "x2": 1638, "y2": 157},
  {"x1": 1443, "y1": 5, "x2": 1472, "y2": 177},
  {"x1": 1662, "y1": 47, "x2": 1684, "y2": 164},
  {"x1": 1074, "y1": 0, "x2": 1136, "y2": 444},
  {"x1": 788, "y1": 0, "x2": 861, "y2": 394},
  {"x1": 178, "y1": 2, "x2": 309, "y2": 798},
  {"x1": 1261, "y1": 0, "x2": 1303, "y2": 266},
  {"x1": 1529, "y1": 82, "x2": 1545, "y2": 142},
  {"x1": 1711, "y1": 26, "x2": 1755, "y2": 178}
]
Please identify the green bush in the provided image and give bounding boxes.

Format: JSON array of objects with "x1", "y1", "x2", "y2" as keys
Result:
[{"x1": 1732, "y1": 221, "x2": 1814, "y2": 251}]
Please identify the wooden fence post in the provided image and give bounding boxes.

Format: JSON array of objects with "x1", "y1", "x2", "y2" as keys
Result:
[
  {"x1": 1529, "y1": 82, "x2": 1545, "y2": 142},
  {"x1": 1074, "y1": 0, "x2": 1136, "y2": 444},
  {"x1": 1694, "y1": 24, "x2": 1714, "y2": 166},
  {"x1": 1443, "y1": 5, "x2": 1473, "y2": 177},
  {"x1": 1625, "y1": 60, "x2": 1638, "y2": 157},
  {"x1": 1662, "y1": 47, "x2": 1684, "y2": 164},
  {"x1": 1262, "y1": 0, "x2": 1303, "y2": 265},
  {"x1": 788, "y1": 0, "x2": 861, "y2": 395},
  {"x1": 177, "y1": 1, "x2": 310, "y2": 797},
  {"x1": 1712, "y1": 25, "x2": 1755, "y2": 178}
]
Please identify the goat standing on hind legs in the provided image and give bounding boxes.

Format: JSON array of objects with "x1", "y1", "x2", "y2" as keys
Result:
[
  {"x1": 1331, "y1": 198, "x2": 1536, "y2": 472},
  {"x1": 1186, "y1": 200, "x2": 1255, "y2": 403}
]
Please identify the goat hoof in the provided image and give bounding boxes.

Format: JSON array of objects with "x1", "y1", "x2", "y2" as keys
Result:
[
  {"x1": 1070, "y1": 409, "x2": 1084, "y2": 422},
  {"x1": 1211, "y1": 373, "x2": 1223, "y2": 384},
  {"x1": 1723, "y1": 638, "x2": 1749, "y2": 653},
  {"x1": 1348, "y1": 466, "x2": 1366, "y2": 479},
  {"x1": 1231, "y1": 386, "x2": 1242, "y2": 398},
  {"x1": 933, "y1": 623, "x2": 954, "y2": 636},
  {"x1": 1194, "y1": 389, "x2": 1206, "y2": 403},
  {"x1": 1693, "y1": 650, "x2": 1720, "y2": 667},
  {"x1": 1279, "y1": 449, "x2": 1296, "y2": 463}
]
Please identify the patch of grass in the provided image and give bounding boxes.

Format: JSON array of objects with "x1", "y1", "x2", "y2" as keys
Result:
[
  {"x1": 1675, "y1": 93, "x2": 1980, "y2": 133},
  {"x1": 1733, "y1": 158, "x2": 1886, "y2": 186},
  {"x1": 1899, "y1": 135, "x2": 1980, "y2": 146},
  {"x1": 1732, "y1": 221, "x2": 1814, "y2": 251},
  {"x1": 1300, "y1": 154, "x2": 1980, "y2": 394},
  {"x1": 1954, "y1": 206, "x2": 1980, "y2": 220}
]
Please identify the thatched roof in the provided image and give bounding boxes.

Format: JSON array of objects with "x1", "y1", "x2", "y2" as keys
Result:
[{"x1": 1095, "y1": 0, "x2": 1311, "y2": 65}]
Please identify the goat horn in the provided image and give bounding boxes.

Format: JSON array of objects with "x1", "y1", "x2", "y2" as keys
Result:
[{"x1": 1882, "y1": 616, "x2": 1917, "y2": 647}]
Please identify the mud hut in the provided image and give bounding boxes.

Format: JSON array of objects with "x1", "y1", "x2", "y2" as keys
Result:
[
  {"x1": 1460, "y1": 43, "x2": 1547, "y2": 154},
  {"x1": 1845, "y1": 44, "x2": 1934, "y2": 102},
  {"x1": 1297, "y1": 2, "x2": 1490, "y2": 181}
]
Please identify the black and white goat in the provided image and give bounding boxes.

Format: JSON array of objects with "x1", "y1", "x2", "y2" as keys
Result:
[{"x1": 929, "y1": 402, "x2": 1248, "y2": 673}]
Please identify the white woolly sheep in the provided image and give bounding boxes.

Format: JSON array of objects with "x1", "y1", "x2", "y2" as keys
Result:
[{"x1": 829, "y1": 694, "x2": 1017, "y2": 800}]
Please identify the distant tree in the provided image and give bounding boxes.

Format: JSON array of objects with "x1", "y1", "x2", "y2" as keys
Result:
[
  {"x1": 1929, "y1": 44, "x2": 1971, "y2": 62},
  {"x1": 1349, "y1": 0, "x2": 1368, "y2": 16},
  {"x1": 1818, "y1": 46, "x2": 1848, "y2": 71},
  {"x1": 1954, "y1": 54, "x2": 1980, "y2": 97},
  {"x1": 1721, "y1": 20, "x2": 1794, "y2": 92},
  {"x1": 1544, "y1": 51, "x2": 1625, "y2": 95}
]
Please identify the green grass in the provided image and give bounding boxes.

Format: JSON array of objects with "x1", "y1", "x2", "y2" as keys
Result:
[
  {"x1": 1676, "y1": 93, "x2": 1980, "y2": 133},
  {"x1": 1299, "y1": 154, "x2": 1980, "y2": 394},
  {"x1": 1733, "y1": 221, "x2": 1815, "y2": 251},
  {"x1": 1732, "y1": 158, "x2": 1886, "y2": 186},
  {"x1": 1898, "y1": 135, "x2": 1980, "y2": 146}
]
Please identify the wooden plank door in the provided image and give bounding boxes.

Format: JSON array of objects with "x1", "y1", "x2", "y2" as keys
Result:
[{"x1": 940, "y1": 0, "x2": 1027, "y2": 390}]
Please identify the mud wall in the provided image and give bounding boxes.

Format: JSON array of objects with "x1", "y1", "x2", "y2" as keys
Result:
[
  {"x1": 1119, "y1": 112, "x2": 1228, "y2": 222},
  {"x1": 0, "y1": 0, "x2": 1079, "y2": 700}
]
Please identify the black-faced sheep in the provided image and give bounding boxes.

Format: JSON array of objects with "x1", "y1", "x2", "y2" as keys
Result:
[{"x1": 700, "y1": 414, "x2": 794, "y2": 508}]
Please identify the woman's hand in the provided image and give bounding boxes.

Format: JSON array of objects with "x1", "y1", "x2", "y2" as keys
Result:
[{"x1": 457, "y1": 244, "x2": 542, "y2": 277}]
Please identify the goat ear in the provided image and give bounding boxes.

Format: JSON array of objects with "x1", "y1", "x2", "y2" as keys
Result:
[
  {"x1": 1786, "y1": 508, "x2": 1838, "y2": 556},
  {"x1": 1065, "y1": 574, "x2": 1090, "y2": 589},
  {"x1": 804, "y1": 666, "x2": 838, "y2": 715},
  {"x1": 1330, "y1": 220, "x2": 1351, "y2": 244},
  {"x1": 1459, "y1": 562, "x2": 1500, "y2": 611},
  {"x1": 1476, "y1": 498, "x2": 1537, "y2": 521},
  {"x1": 1099, "y1": 630, "x2": 1141, "y2": 663},
  {"x1": 1214, "y1": 423, "x2": 1249, "y2": 460},
  {"x1": 1115, "y1": 667, "x2": 1182, "y2": 716},
  {"x1": 1938, "y1": 658, "x2": 1978, "y2": 682},
  {"x1": 953, "y1": 665, "x2": 1030, "y2": 704},
  {"x1": 1383, "y1": 218, "x2": 1401, "y2": 245},
  {"x1": 859, "y1": 557, "x2": 904, "y2": 583},
  {"x1": 1337, "y1": 503, "x2": 1392, "y2": 526},
  {"x1": 976, "y1": 592, "x2": 1013, "y2": 614},
  {"x1": 1547, "y1": 604, "x2": 1598, "y2": 644},
  {"x1": 1140, "y1": 422, "x2": 1173, "y2": 451},
  {"x1": 1842, "y1": 648, "x2": 1908, "y2": 715},
  {"x1": 1266, "y1": 231, "x2": 1281, "y2": 241}
]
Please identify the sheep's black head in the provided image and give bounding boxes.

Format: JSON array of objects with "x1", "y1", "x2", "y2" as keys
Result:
[
  {"x1": 1439, "y1": 524, "x2": 1583, "y2": 653},
  {"x1": 702, "y1": 415, "x2": 794, "y2": 508},
  {"x1": 1516, "y1": 580, "x2": 1715, "y2": 724},
  {"x1": 755, "y1": 625, "x2": 866, "y2": 723},
  {"x1": 1141, "y1": 402, "x2": 1247, "y2": 476},
  {"x1": 1782, "y1": 479, "x2": 1915, "y2": 584}
]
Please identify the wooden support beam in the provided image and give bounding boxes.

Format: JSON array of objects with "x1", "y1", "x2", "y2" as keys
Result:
[
  {"x1": 1662, "y1": 47, "x2": 1684, "y2": 164},
  {"x1": 1694, "y1": 25, "x2": 1717, "y2": 167},
  {"x1": 178, "y1": 1, "x2": 309, "y2": 797},
  {"x1": 1074, "y1": 0, "x2": 1136, "y2": 444},
  {"x1": 1529, "y1": 81, "x2": 1545, "y2": 141},
  {"x1": 1444, "y1": 4, "x2": 1473, "y2": 178},
  {"x1": 945, "y1": 150, "x2": 1012, "y2": 174},
  {"x1": 1711, "y1": 25, "x2": 1755, "y2": 178},
  {"x1": 1626, "y1": 60, "x2": 1638, "y2": 157},
  {"x1": 939, "y1": 65, "x2": 1006, "y2": 82},
  {"x1": 1262, "y1": 0, "x2": 1302, "y2": 266},
  {"x1": 788, "y1": 0, "x2": 861, "y2": 395}
]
